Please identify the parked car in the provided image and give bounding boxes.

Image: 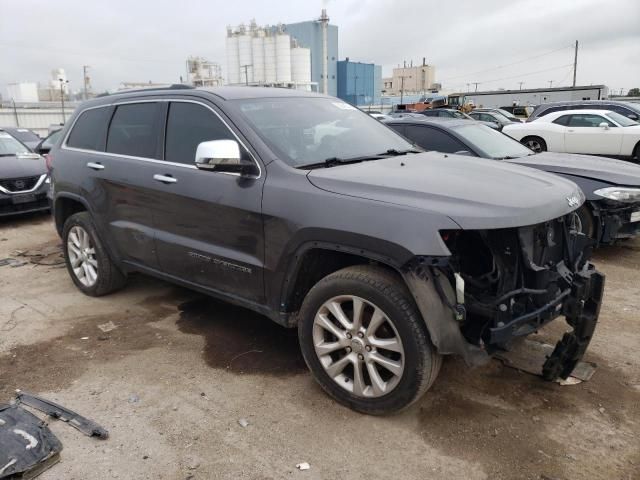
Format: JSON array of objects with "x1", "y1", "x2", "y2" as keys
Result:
[
  {"x1": 467, "y1": 110, "x2": 518, "y2": 130},
  {"x1": 503, "y1": 109, "x2": 640, "y2": 160},
  {"x1": 385, "y1": 117, "x2": 640, "y2": 245},
  {"x1": 33, "y1": 129, "x2": 64, "y2": 156},
  {"x1": 473, "y1": 107, "x2": 523, "y2": 123},
  {"x1": 0, "y1": 130, "x2": 51, "y2": 216},
  {"x1": 500, "y1": 105, "x2": 534, "y2": 118},
  {"x1": 369, "y1": 113, "x2": 391, "y2": 121},
  {"x1": 420, "y1": 109, "x2": 501, "y2": 130},
  {"x1": 387, "y1": 112, "x2": 426, "y2": 119},
  {"x1": 528, "y1": 100, "x2": 640, "y2": 123},
  {"x1": 50, "y1": 86, "x2": 603, "y2": 414},
  {"x1": 1, "y1": 127, "x2": 41, "y2": 151}
]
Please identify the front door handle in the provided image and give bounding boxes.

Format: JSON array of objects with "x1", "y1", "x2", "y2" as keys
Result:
[
  {"x1": 567, "y1": 129, "x2": 575, "y2": 132},
  {"x1": 153, "y1": 174, "x2": 177, "y2": 184},
  {"x1": 87, "y1": 162, "x2": 104, "y2": 170}
]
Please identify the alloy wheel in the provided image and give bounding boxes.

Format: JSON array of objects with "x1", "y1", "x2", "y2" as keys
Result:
[
  {"x1": 312, "y1": 295, "x2": 405, "y2": 398},
  {"x1": 67, "y1": 225, "x2": 98, "y2": 287},
  {"x1": 526, "y1": 139, "x2": 543, "y2": 152}
]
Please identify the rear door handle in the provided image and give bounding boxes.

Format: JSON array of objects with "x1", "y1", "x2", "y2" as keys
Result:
[
  {"x1": 87, "y1": 162, "x2": 104, "y2": 170},
  {"x1": 153, "y1": 174, "x2": 177, "y2": 184}
]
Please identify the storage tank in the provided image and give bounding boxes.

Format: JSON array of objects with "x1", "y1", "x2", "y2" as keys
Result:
[
  {"x1": 225, "y1": 32, "x2": 240, "y2": 85},
  {"x1": 291, "y1": 47, "x2": 311, "y2": 88},
  {"x1": 275, "y1": 33, "x2": 291, "y2": 83},
  {"x1": 251, "y1": 30, "x2": 265, "y2": 84},
  {"x1": 263, "y1": 34, "x2": 277, "y2": 83},
  {"x1": 238, "y1": 28, "x2": 253, "y2": 84}
]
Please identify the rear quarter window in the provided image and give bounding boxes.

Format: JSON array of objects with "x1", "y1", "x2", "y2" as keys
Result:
[{"x1": 66, "y1": 107, "x2": 110, "y2": 151}]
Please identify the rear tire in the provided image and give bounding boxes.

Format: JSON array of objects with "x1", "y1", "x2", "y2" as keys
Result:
[
  {"x1": 298, "y1": 265, "x2": 441, "y2": 415},
  {"x1": 521, "y1": 136, "x2": 547, "y2": 153},
  {"x1": 63, "y1": 212, "x2": 126, "y2": 296}
]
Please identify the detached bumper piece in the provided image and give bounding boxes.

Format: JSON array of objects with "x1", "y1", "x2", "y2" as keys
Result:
[
  {"x1": 597, "y1": 202, "x2": 640, "y2": 244},
  {"x1": 542, "y1": 265, "x2": 605, "y2": 380},
  {"x1": 0, "y1": 404, "x2": 62, "y2": 479}
]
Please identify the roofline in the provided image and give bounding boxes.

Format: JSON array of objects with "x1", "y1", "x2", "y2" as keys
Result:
[{"x1": 449, "y1": 85, "x2": 608, "y2": 97}]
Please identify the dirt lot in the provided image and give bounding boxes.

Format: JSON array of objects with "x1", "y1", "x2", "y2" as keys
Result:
[{"x1": 1, "y1": 212, "x2": 639, "y2": 480}]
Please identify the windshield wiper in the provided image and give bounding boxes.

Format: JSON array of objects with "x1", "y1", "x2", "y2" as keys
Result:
[
  {"x1": 297, "y1": 154, "x2": 389, "y2": 170},
  {"x1": 382, "y1": 148, "x2": 421, "y2": 156}
]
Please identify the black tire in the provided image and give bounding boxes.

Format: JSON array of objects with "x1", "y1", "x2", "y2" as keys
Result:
[
  {"x1": 633, "y1": 142, "x2": 640, "y2": 162},
  {"x1": 521, "y1": 136, "x2": 547, "y2": 153},
  {"x1": 62, "y1": 211, "x2": 126, "y2": 296},
  {"x1": 570, "y1": 205, "x2": 595, "y2": 239},
  {"x1": 298, "y1": 265, "x2": 441, "y2": 415}
]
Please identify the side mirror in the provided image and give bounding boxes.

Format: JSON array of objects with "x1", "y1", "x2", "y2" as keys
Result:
[
  {"x1": 195, "y1": 139, "x2": 255, "y2": 175},
  {"x1": 628, "y1": 113, "x2": 638, "y2": 120},
  {"x1": 453, "y1": 150, "x2": 472, "y2": 156},
  {"x1": 598, "y1": 122, "x2": 610, "y2": 130},
  {"x1": 33, "y1": 141, "x2": 49, "y2": 155}
]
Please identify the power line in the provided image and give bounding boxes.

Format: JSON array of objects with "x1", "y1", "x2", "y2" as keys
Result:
[
  {"x1": 459, "y1": 63, "x2": 574, "y2": 90},
  {"x1": 439, "y1": 44, "x2": 573, "y2": 83}
]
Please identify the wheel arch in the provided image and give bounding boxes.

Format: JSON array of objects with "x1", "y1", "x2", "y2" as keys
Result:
[{"x1": 54, "y1": 193, "x2": 90, "y2": 237}]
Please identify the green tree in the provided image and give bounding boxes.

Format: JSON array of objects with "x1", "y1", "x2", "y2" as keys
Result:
[{"x1": 627, "y1": 88, "x2": 640, "y2": 96}]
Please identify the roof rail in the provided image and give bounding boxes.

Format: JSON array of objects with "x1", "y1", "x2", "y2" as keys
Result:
[{"x1": 96, "y1": 84, "x2": 195, "y2": 98}]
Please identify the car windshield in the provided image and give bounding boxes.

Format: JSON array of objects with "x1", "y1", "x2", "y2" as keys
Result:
[
  {"x1": 233, "y1": 97, "x2": 414, "y2": 167},
  {"x1": 605, "y1": 111, "x2": 639, "y2": 127},
  {"x1": 453, "y1": 124, "x2": 534, "y2": 159},
  {"x1": 450, "y1": 110, "x2": 467, "y2": 119},
  {"x1": 491, "y1": 111, "x2": 513, "y2": 123},
  {"x1": 496, "y1": 109, "x2": 518, "y2": 120},
  {"x1": 10, "y1": 129, "x2": 40, "y2": 143},
  {"x1": 0, "y1": 132, "x2": 31, "y2": 156}
]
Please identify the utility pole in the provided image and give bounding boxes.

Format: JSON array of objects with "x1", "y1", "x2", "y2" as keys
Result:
[
  {"x1": 518, "y1": 81, "x2": 524, "y2": 90},
  {"x1": 11, "y1": 99, "x2": 19, "y2": 127},
  {"x1": 466, "y1": 83, "x2": 470, "y2": 93},
  {"x1": 241, "y1": 64, "x2": 252, "y2": 86},
  {"x1": 58, "y1": 78, "x2": 69, "y2": 123},
  {"x1": 572, "y1": 40, "x2": 578, "y2": 87},
  {"x1": 400, "y1": 75, "x2": 405, "y2": 104},
  {"x1": 548, "y1": 80, "x2": 554, "y2": 88},
  {"x1": 353, "y1": 74, "x2": 359, "y2": 106},
  {"x1": 82, "y1": 65, "x2": 90, "y2": 100},
  {"x1": 473, "y1": 82, "x2": 479, "y2": 92}
]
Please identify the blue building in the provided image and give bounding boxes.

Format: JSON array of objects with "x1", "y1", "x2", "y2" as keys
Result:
[
  {"x1": 337, "y1": 59, "x2": 382, "y2": 106},
  {"x1": 283, "y1": 21, "x2": 338, "y2": 96}
]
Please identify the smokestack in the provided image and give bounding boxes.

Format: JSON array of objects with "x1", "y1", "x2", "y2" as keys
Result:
[
  {"x1": 320, "y1": 9, "x2": 329, "y2": 94},
  {"x1": 423, "y1": 57, "x2": 426, "y2": 66}
]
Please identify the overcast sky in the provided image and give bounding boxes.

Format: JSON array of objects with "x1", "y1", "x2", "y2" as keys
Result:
[{"x1": 1, "y1": 0, "x2": 639, "y2": 96}]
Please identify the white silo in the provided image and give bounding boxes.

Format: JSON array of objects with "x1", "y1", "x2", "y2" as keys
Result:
[
  {"x1": 225, "y1": 29, "x2": 240, "y2": 85},
  {"x1": 263, "y1": 33, "x2": 277, "y2": 84},
  {"x1": 275, "y1": 32, "x2": 292, "y2": 83},
  {"x1": 251, "y1": 29, "x2": 265, "y2": 84},
  {"x1": 237, "y1": 26, "x2": 253, "y2": 84},
  {"x1": 291, "y1": 46, "x2": 311, "y2": 89}
]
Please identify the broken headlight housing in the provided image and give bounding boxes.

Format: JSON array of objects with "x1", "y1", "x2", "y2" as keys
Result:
[{"x1": 594, "y1": 187, "x2": 640, "y2": 203}]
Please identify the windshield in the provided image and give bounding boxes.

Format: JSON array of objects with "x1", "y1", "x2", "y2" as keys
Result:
[
  {"x1": 453, "y1": 124, "x2": 533, "y2": 159},
  {"x1": 233, "y1": 97, "x2": 414, "y2": 167},
  {"x1": 605, "y1": 111, "x2": 639, "y2": 127},
  {"x1": 10, "y1": 129, "x2": 40, "y2": 143},
  {"x1": 496, "y1": 109, "x2": 518, "y2": 120},
  {"x1": 450, "y1": 110, "x2": 467, "y2": 119},
  {"x1": 0, "y1": 132, "x2": 31, "y2": 156}
]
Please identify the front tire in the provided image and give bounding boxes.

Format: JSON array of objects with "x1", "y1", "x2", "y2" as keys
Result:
[
  {"x1": 569, "y1": 205, "x2": 596, "y2": 240},
  {"x1": 63, "y1": 212, "x2": 126, "y2": 296},
  {"x1": 298, "y1": 265, "x2": 441, "y2": 415},
  {"x1": 521, "y1": 136, "x2": 547, "y2": 153}
]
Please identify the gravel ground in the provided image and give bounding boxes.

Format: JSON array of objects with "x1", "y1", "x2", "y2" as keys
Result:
[{"x1": 1, "y1": 212, "x2": 638, "y2": 480}]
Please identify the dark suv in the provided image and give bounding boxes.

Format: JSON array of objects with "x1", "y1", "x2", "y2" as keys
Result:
[
  {"x1": 50, "y1": 86, "x2": 604, "y2": 414},
  {"x1": 528, "y1": 100, "x2": 640, "y2": 123}
]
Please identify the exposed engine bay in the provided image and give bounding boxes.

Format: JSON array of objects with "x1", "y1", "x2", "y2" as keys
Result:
[{"x1": 406, "y1": 214, "x2": 605, "y2": 380}]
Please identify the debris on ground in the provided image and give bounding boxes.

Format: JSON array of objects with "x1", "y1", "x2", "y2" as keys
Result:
[
  {"x1": 128, "y1": 394, "x2": 140, "y2": 404},
  {"x1": 296, "y1": 462, "x2": 310, "y2": 471},
  {"x1": 495, "y1": 339, "x2": 597, "y2": 383},
  {"x1": 238, "y1": 418, "x2": 249, "y2": 428},
  {"x1": 97, "y1": 321, "x2": 118, "y2": 333},
  {"x1": 0, "y1": 258, "x2": 28, "y2": 268},
  {"x1": 0, "y1": 403, "x2": 62, "y2": 479},
  {"x1": 15, "y1": 391, "x2": 109, "y2": 439},
  {"x1": 13, "y1": 243, "x2": 65, "y2": 267}
]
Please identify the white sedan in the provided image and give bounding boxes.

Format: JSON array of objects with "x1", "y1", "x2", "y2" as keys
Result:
[{"x1": 503, "y1": 109, "x2": 640, "y2": 160}]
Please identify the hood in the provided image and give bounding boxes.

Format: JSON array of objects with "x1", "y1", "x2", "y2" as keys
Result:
[
  {"x1": 0, "y1": 154, "x2": 47, "y2": 180},
  {"x1": 307, "y1": 152, "x2": 583, "y2": 230},
  {"x1": 507, "y1": 152, "x2": 640, "y2": 187}
]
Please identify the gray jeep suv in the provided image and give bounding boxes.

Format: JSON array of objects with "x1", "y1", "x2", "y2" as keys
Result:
[{"x1": 49, "y1": 86, "x2": 604, "y2": 414}]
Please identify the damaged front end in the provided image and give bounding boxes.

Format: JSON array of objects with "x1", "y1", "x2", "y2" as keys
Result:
[{"x1": 404, "y1": 214, "x2": 605, "y2": 381}]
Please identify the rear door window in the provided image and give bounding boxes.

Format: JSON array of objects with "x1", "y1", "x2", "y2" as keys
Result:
[
  {"x1": 164, "y1": 102, "x2": 235, "y2": 164},
  {"x1": 405, "y1": 125, "x2": 467, "y2": 153},
  {"x1": 106, "y1": 103, "x2": 160, "y2": 158},
  {"x1": 66, "y1": 107, "x2": 110, "y2": 151}
]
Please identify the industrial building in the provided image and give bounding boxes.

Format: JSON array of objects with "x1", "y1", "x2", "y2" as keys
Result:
[
  {"x1": 186, "y1": 57, "x2": 224, "y2": 87},
  {"x1": 382, "y1": 60, "x2": 436, "y2": 96},
  {"x1": 225, "y1": 10, "x2": 337, "y2": 95},
  {"x1": 337, "y1": 58, "x2": 382, "y2": 106}
]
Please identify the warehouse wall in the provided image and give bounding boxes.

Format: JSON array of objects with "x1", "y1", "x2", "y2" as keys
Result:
[{"x1": 0, "y1": 106, "x2": 76, "y2": 136}]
